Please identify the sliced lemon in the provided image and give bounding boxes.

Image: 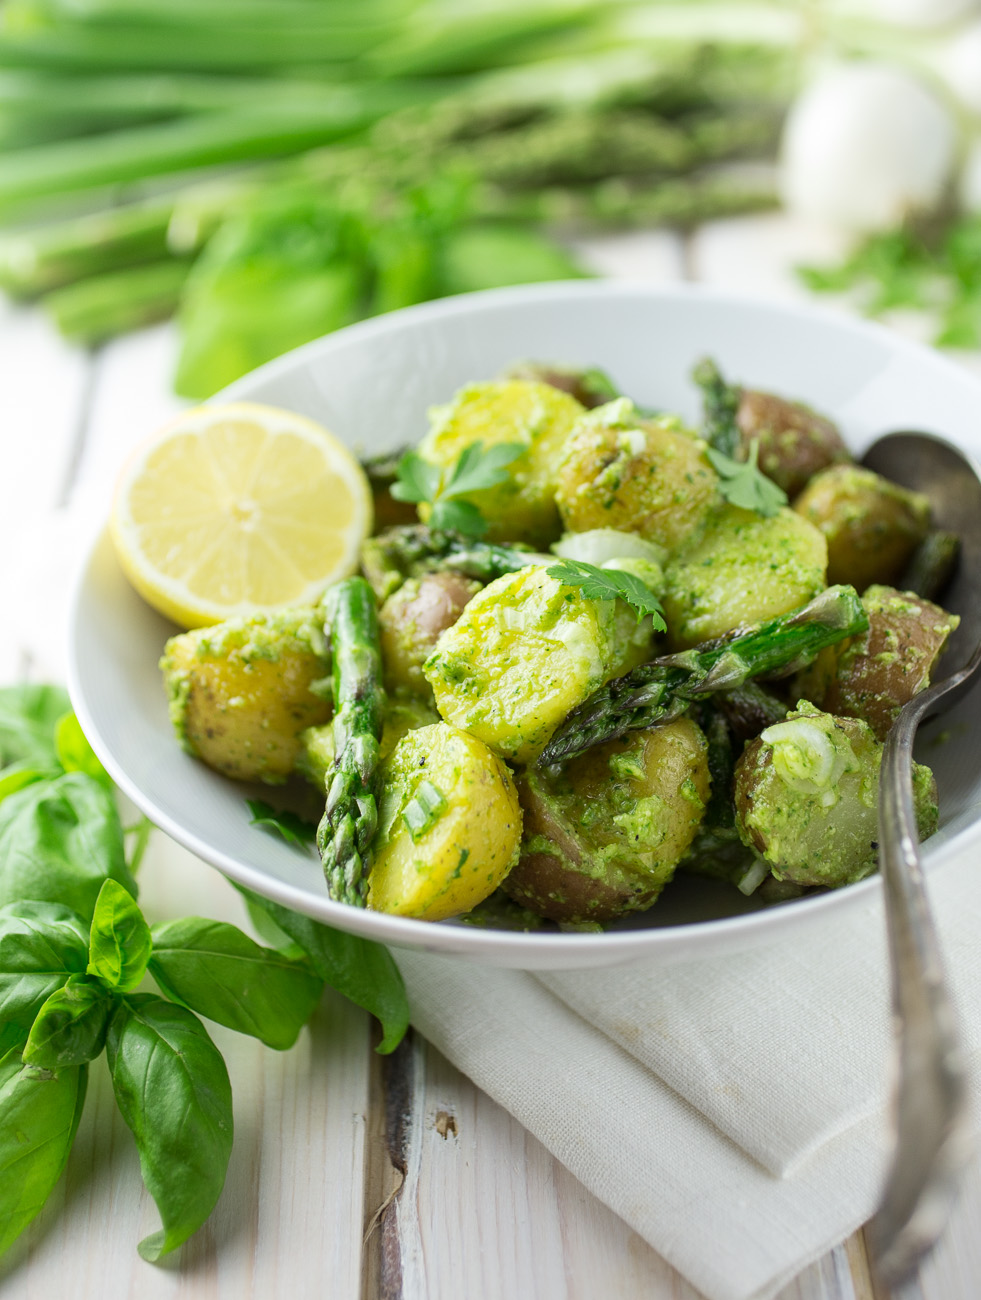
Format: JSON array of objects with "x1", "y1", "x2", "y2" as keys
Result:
[{"x1": 111, "y1": 401, "x2": 372, "y2": 628}]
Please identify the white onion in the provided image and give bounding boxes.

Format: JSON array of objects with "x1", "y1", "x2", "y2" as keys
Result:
[
  {"x1": 552, "y1": 529, "x2": 666, "y2": 568},
  {"x1": 959, "y1": 137, "x2": 981, "y2": 211},
  {"x1": 779, "y1": 63, "x2": 956, "y2": 233},
  {"x1": 941, "y1": 20, "x2": 981, "y2": 115}
]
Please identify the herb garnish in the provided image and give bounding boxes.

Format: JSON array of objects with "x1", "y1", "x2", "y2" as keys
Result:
[
  {"x1": 707, "y1": 439, "x2": 787, "y2": 518},
  {"x1": 0, "y1": 684, "x2": 408, "y2": 1264},
  {"x1": 247, "y1": 798, "x2": 318, "y2": 848},
  {"x1": 391, "y1": 440, "x2": 525, "y2": 537},
  {"x1": 546, "y1": 558, "x2": 667, "y2": 630}
]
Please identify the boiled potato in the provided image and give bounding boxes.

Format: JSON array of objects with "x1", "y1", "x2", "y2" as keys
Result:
[
  {"x1": 735, "y1": 389, "x2": 851, "y2": 498},
  {"x1": 160, "y1": 606, "x2": 330, "y2": 783},
  {"x1": 379, "y1": 570, "x2": 481, "y2": 695},
  {"x1": 423, "y1": 564, "x2": 654, "y2": 763},
  {"x1": 368, "y1": 723, "x2": 521, "y2": 921},
  {"x1": 793, "y1": 585, "x2": 958, "y2": 741},
  {"x1": 415, "y1": 380, "x2": 584, "y2": 545},
  {"x1": 503, "y1": 718, "x2": 710, "y2": 924},
  {"x1": 662, "y1": 504, "x2": 828, "y2": 648},
  {"x1": 296, "y1": 695, "x2": 439, "y2": 791},
  {"x1": 793, "y1": 465, "x2": 929, "y2": 591},
  {"x1": 734, "y1": 700, "x2": 937, "y2": 887},
  {"x1": 555, "y1": 399, "x2": 719, "y2": 550}
]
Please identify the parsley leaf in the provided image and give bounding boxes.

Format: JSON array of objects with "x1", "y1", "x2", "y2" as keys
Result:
[
  {"x1": 391, "y1": 441, "x2": 524, "y2": 538},
  {"x1": 706, "y1": 439, "x2": 787, "y2": 518},
  {"x1": 546, "y1": 559, "x2": 667, "y2": 630},
  {"x1": 246, "y1": 799, "x2": 318, "y2": 849}
]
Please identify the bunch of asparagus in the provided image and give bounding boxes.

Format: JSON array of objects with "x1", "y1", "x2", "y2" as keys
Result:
[{"x1": 0, "y1": 0, "x2": 803, "y2": 395}]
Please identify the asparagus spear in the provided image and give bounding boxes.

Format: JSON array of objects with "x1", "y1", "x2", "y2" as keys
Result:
[
  {"x1": 691, "y1": 356, "x2": 741, "y2": 457},
  {"x1": 317, "y1": 578, "x2": 385, "y2": 908},
  {"x1": 538, "y1": 585, "x2": 868, "y2": 766},
  {"x1": 360, "y1": 525, "x2": 548, "y2": 601}
]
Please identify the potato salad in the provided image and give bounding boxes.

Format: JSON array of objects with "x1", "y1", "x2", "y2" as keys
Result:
[{"x1": 159, "y1": 359, "x2": 959, "y2": 929}]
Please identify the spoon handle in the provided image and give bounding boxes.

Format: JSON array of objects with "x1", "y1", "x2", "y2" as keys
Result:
[{"x1": 867, "y1": 684, "x2": 974, "y2": 1286}]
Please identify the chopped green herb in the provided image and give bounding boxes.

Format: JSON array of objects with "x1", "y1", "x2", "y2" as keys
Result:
[
  {"x1": 546, "y1": 559, "x2": 667, "y2": 630},
  {"x1": 706, "y1": 439, "x2": 787, "y2": 517},
  {"x1": 392, "y1": 441, "x2": 525, "y2": 538},
  {"x1": 402, "y1": 780, "x2": 447, "y2": 841}
]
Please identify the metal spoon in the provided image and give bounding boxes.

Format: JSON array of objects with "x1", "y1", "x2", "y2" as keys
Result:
[{"x1": 859, "y1": 432, "x2": 981, "y2": 1288}]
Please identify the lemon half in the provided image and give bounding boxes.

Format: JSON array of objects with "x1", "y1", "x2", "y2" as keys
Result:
[{"x1": 111, "y1": 402, "x2": 372, "y2": 628}]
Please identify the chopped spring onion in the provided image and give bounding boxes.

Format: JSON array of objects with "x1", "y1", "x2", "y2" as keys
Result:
[{"x1": 402, "y1": 780, "x2": 447, "y2": 842}]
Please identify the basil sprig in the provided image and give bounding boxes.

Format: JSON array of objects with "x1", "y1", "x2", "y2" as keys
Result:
[{"x1": 0, "y1": 684, "x2": 409, "y2": 1263}]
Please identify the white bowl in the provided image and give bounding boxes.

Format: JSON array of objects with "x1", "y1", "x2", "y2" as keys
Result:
[{"x1": 68, "y1": 282, "x2": 981, "y2": 969}]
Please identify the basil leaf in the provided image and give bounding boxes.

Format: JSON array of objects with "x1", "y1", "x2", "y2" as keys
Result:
[
  {"x1": 0, "y1": 1054, "x2": 87, "y2": 1258},
  {"x1": 87, "y1": 879, "x2": 152, "y2": 992},
  {"x1": 246, "y1": 799, "x2": 317, "y2": 848},
  {"x1": 0, "y1": 901, "x2": 90, "y2": 1028},
  {"x1": 0, "y1": 1022, "x2": 27, "y2": 1059},
  {"x1": 0, "y1": 771, "x2": 137, "y2": 921},
  {"x1": 235, "y1": 887, "x2": 408, "y2": 1054},
  {"x1": 23, "y1": 976, "x2": 115, "y2": 1069},
  {"x1": 54, "y1": 713, "x2": 111, "y2": 788},
  {"x1": 106, "y1": 996, "x2": 233, "y2": 1262},
  {"x1": 148, "y1": 918, "x2": 322, "y2": 1051},
  {"x1": 0, "y1": 684, "x2": 70, "y2": 767},
  {"x1": 0, "y1": 761, "x2": 52, "y2": 806}
]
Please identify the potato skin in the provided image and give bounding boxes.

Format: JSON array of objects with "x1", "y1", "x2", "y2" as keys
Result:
[
  {"x1": 736, "y1": 389, "x2": 850, "y2": 498},
  {"x1": 793, "y1": 465, "x2": 929, "y2": 592},
  {"x1": 379, "y1": 571, "x2": 481, "y2": 695},
  {"x1": 368, "y1": 723, "x2": 522, "y2": 921},
  {"x1": 555, "y1": 400, "x2": 719, "y2": 550},
  {"x1": 662, "y1": 504, "x2": 828, "y2": 649},
  {"x1": 794, "y1": 585, "x2": 959, "y2": 741},
  {"x1": 160, "y1": 607, "x2": 330, "y2": 783},
  {"x1": 416, "y1": 380, "x2": 584, "y2": 545},
  {"x1": 503, "y1": 717, "x2": 710, "y2": 923},
  {"x1": 424, "y1": 564, "x2": 653, "y2": 763}
]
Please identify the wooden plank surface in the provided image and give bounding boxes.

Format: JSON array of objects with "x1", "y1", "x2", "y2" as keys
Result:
[{"x1": 4, "y1": 213, "x2": 981, "y2": 1300}]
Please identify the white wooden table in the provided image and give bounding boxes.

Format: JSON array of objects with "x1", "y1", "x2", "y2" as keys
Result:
[{"x1": 3, "y1": 214, "x2": 981, "y2": 1300}]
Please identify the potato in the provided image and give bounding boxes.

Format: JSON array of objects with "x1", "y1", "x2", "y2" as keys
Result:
[
  {"x1": 423, "y1": 564, "x2": 654, "y2": 763},
  {"x1": 555, "y1": 399, "x2": 719, "y2": 550},
  {"x1": 793, "y1": 465, "x2": 930, "y2": 591},
  {"x1": 503, "y1": 360, "x2": 619, "y2": 409},
  {"x1": 793, "y1": 585, "x2": 958, "y2": 741},
  {"x1": 503, "y1": 718, "x2": 710, "y2": 924},
  {"x1": 662, "y1": 504, "x2": 828, "y2": 649},
  {"x1": 735, "y1": 389, "x2": 851, "y2": 497},
  {"x1": 379, "y1": 571, "x2": 481, "y2": 695},
  {"x1": 160, "y1": 607, "x2": 330, "y2": 783},
  {"x1": 416, "y1": 380, "x2": 584, "y2": 545},
  {"x1": 296, "y1": 695, "x2": 439, "y2": 791},
  {"x1": 368, "y1": 723, "x2": 522, "y2": 921},
  {"x1": 734, "y1": 700, "x2": 938, "y2": 888}
]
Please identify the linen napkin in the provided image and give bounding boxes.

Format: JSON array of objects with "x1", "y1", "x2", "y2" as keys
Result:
[
  {"x1": 7, "y1": 504, "x2": 981, "y2": 1300},
  {"x1": 394, "y1": 842, "x2": 981, "y2": 1300}
]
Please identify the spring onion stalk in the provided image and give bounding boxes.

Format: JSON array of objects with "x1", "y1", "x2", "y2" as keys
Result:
[{"x1": 42, "y1": 259, "x2": 190, "y2": 344}]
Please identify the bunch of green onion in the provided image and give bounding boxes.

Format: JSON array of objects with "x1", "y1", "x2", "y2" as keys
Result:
[{"x1": 0, "y1": 0, "x2": 802, "y2": 396}]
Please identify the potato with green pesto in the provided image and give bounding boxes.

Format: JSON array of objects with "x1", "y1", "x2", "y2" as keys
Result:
[
  {"x1": 734, "y1": 700, "x2": 938, "y2": 888},
  {"x1": 504, "y1": 717, "x2": 710, "y2": 924},
  {"x1": 662, "y1": 504, "x2": 828, "y2": 649},
  {"x1": 423, "y1": 564, "x2": 655, "y2": 764},
  {"x1": 735, "y1": 388, "x2": 851, "y2": 498},
  {"x1": 415, "y1": 380, "x2": 584, "y2": 545},
  {"x1": 793, "y1": 585, "x2": 958, "y2": 742},
  {"x1": 555, "y1": 399, "x2": 719, "y2": 550},
  {"x1": 160, "y1": 606, "x2": 330, "y2": 783},
  {"x1": 367, "y1": 723, "x2": 522, "y2": 920},
  {"x1": 296, "y1": 695, "x2": 439, "y2": 791},
  {"x1": 379, "y1": 570, "x2": 482, "y2": 695},
  {"x1": 793, "y1": 465, "x2": 930, "y2": 591}
]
